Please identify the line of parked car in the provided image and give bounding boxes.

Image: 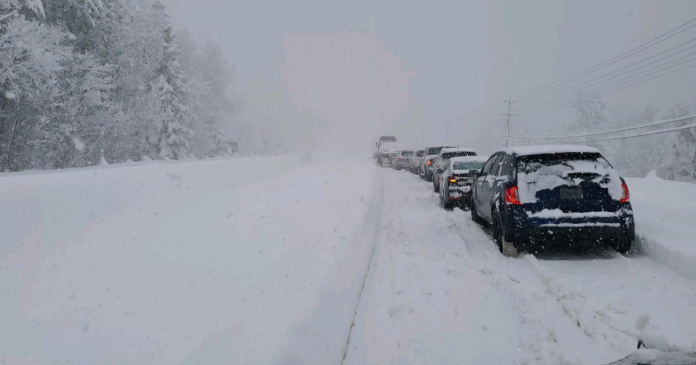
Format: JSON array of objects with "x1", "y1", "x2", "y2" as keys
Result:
[{"x1": 374, "y1": 137, "x2": 636, "y2": 257}]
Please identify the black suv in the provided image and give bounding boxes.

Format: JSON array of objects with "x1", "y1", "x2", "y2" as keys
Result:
[{"x1": 470, "y1": 145, "x2": 635, "y2": 256}]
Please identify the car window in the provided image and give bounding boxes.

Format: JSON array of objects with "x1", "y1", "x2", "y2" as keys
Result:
[
  {"x1": 499, "y1": 154, "x2": 512, "y2": 177},
  {"x1": 490, "y1": 154, "x2": 504, "y2": 176},
  {"x1": 453, "y1": 161, "x2": 486, "y2": 170},
  {"x1": 481, "y1": 155, "x2": 497, "y2": 175}
]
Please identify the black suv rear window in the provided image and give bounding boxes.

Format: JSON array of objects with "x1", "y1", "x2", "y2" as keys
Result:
[
  {"x1": 442, "y1": 151, "x2": 476, "y2": 159},
  {"x1": 516, "y1": 153, "x2": 609, "y2": 174}
]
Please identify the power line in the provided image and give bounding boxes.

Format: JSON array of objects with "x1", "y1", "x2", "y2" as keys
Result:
[
  {"x1": 523, "y1": 114, "x2": 696, "y2": 140},
  {"x1": 515, "y1": 53, "x2": 696, "y2": 112},
  {"x1": 510, "y1": 17, "x2": 696, "y2": 97},
  {"x1": 516, "y1": 38, "x2": 696, "y2": 102},
  {"x1": 575, "y1": 121, "x2": 696, "y2": 142},
  {"x1": 518, "y1": 61, "x2": 694, "y2": 115},
  {"x1": 521, "y1": 57, "x2": 696, "y2": 115}
]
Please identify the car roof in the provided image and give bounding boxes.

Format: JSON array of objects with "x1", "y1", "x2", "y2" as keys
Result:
[
  {"x1": 379, "y1": 142, "x2": 406, "y2": 152},
  {"x1": 497, "y1": 144, "x2": 600, "y2": 157},
  {"x1": 449, "y1": 156, "x2": 489, "y2": 164},
  {"x1": 439, "y1": 147, "x2": 476, "y2": 155}
]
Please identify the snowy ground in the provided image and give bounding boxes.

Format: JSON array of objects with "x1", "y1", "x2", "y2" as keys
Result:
[
  {"x1": 2, "y1": 157, "x2": 695, "y2": 365},
  {"x1": 343, "y1": 168, "x2": 696, "y2": 365},
  {"x1": 0, "y1": 156, "x2": 381, "y2": 365}
]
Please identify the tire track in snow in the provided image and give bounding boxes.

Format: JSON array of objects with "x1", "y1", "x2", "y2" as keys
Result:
[
  {"x1": 341, "y1": 169, "x2": 385, "y2": 364},
  {"x1": 448, "y1": 205, "x2": 696, "y2": 362},
  {"x1": 446, "y1": 211, "x2": 624, "y2": 364}
]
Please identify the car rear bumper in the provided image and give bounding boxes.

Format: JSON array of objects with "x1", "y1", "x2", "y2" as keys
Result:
[
  {"x1": 448, "y1": 186, "x2": 472, "y2": 198},
  {"x1": 504, "y1": 204, "x2": 635, "y2": 246}
]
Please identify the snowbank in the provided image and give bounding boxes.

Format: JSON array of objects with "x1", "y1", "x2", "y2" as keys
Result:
[
  {"x1": 627, "y1": 176, "x2": 696, "y2": 280},
  {"x1": 0, "y1": 156, "x2": 381, "y2": 365}
]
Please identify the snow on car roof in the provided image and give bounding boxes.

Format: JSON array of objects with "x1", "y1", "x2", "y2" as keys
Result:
[
  {"x1": 440, "y1": 147, "x2": 476, "y2": 154},
  {"x1": 379, "y1": 142, "x2": 406, "y2": 152},
  {"x1": 449, "y1": 155, "x2": 489, "y2": 163},
  {"x1": 498, "y1": 145, "x2": 600, "y2": 157}
]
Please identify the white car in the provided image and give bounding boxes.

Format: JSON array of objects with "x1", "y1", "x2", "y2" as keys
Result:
[
  {"x1": 420, "y1": 145, "x2": 456, "y2": 181},
  {"x1": 377, "y1": 142, "x2": 406, "y2": 167},
  {"x1": 431, "y1": 147, "x2": 477, "y2": 192},
  {"x1": 438, "y1": 156, "x2": 489, "y2": 209},
  {"x1": 411, "y1": 150, "x2": 425, "y2": 174},
  {"x1": 393, "y1": 150, "x2": 414, "y2": 170}
]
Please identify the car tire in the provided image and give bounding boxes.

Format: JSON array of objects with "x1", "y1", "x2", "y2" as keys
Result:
[
  {"x1": 493, "y1": 210, "x2": 518, "y2": 257},
  {"x1": 433, "y1": 181, "x2": 438, "y2": 192},
  {"x1": 612, "y1": 238, "x2": 632, "y2": 254},
  {"x1": 471, "y1": 200, "x2": 484, "y2": 225}
]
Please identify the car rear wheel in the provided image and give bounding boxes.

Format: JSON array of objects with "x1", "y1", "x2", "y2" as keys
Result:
[
  {"x1": 493, "y1": 210, "x2": 518, "y2": 257},
  {"x1": 471, "y1": 200, "x2": 484, "y2": 225},
  {"x1": 612, "y1": 238, "x2": 632, "y2": 254}
]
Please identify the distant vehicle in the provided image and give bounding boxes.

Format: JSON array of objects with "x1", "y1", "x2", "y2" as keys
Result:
[
  {"x1": 393, "y1": 150, "x2": 414, "y2": 171},
  {"x1": 374, "y1": 136, "x2": 397, "y2": 159},
  {"x1": 438, "y1": 156, "x2": 489, "y2": 209},
  {"x1": 377, "y1": 142, "x2": 405, "y2": 167},
  {"x1": 470, "y1": 145, "x2": 635, "y2": 256},
  {"x1": 420, "y1": 145, "x2": 455, "y2": 182},
  {"x1": 411, "y1": 150, "x2": 425, "y2": 174},
  {"x1": 431, "y1": 147, "x2": 477, "y2": 192}
]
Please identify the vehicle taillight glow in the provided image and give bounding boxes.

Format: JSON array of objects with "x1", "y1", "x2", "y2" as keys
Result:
[
  {"x1": 620, "y1": 183, "x2": 630, "y2": 203},
  {"x1": 398, "y1": 158, "x2": 401, "y2": 161},
  {"x1": 449, "y1": 176, "x2": 456, "y2": 183},
  {"x1": 427, "y1": 160, "x2": 432, "y2": 165},
  {"x1": 505, "y1": 186, "x2": 521, "y2": 205}
]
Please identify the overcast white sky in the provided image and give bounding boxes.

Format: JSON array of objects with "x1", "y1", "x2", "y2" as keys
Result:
[{"x1": 163, "y1": 0, "x2": 696, "y2": 152}]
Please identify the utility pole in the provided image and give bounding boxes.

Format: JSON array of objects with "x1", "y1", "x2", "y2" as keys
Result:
[
  {"x1": 501, "y1": 95, "x2": 517, "y2": 147},
  {"x1": 445, "y1": 118, "x2": 451, "y2": 144}
]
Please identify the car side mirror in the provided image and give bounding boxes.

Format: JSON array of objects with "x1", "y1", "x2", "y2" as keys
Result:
[{"x1": 437, "y1": 168, "x2": 444, "y2": 174}]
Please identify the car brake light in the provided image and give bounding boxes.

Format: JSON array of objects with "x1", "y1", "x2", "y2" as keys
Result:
[
  {"x1": 620, "y1": 183, "x2": 630, "y2": 203},
  {"x1": 398, "y1": 158, "x2": 401, "y2": 161},
  {"x1": 427, "y1": 160, "x2": 431, "y2": 165},
  {"x1": 505, "y1": 186, "x2": 521, "y2": 205}
]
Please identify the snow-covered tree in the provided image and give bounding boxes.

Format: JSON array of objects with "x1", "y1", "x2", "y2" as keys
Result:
[
  {"x1": 154, "y1": 26, "x2": 192, "y2": 159},
  {"x1": 0, "y1": 0, "x2": 236, "y2": 171},
  {"x1": 572, "y1": 91, "x2": 607, "y2": 132}
]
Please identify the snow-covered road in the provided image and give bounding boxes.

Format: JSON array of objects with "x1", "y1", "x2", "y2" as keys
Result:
[
  {"x1": 2, "y1": 157, "x2": 695, "y2": 365},
  {"x1": 344, "y1": 167, "x2": 696, "y2": 365}
]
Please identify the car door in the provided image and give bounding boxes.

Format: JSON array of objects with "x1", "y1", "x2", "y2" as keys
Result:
[
  {"x1": 475, "y1": 155, "x2": 496, "y2": 219},
  {"x1": 490, "y1": 154, "x2": 511, "y2": 209},
  {"x1": 481, "y1": 153, "x2": 504, "y2": 219},
  {"x1": 440, "y1": 162, "x2": 450, "y2": 198}
]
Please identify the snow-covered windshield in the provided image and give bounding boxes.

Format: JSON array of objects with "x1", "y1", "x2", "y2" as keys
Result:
[
  {"x1": 453, "y1": 161, "x2": 485, "y2": 171},
  {"x1": 516, "y1": 153, "x2": 624, "y2": 203}
]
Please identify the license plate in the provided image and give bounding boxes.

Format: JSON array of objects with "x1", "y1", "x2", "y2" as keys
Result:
[
  {"x1": 457, "y1": 181, "x2": 466, "y2": 186},
  {"x1": 560, "y1": 187, "x2": 583, "y2": 200}
]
